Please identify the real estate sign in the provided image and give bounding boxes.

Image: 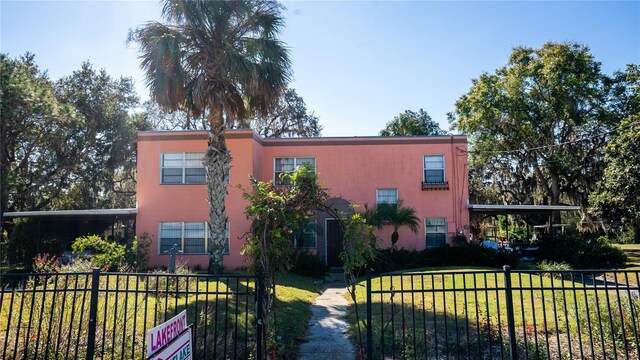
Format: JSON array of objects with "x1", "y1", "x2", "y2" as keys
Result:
[
  {"x1": 147, "y1": 310, "x2": 188, "y2": 357},
  {"x1": 148, "y1": 328, "x2": 192, "y2": 360}
]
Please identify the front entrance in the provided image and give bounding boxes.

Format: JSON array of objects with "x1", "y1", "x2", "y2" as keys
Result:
[{"x1": 325, "y1": 219, "x2": 344, "y2": 267}]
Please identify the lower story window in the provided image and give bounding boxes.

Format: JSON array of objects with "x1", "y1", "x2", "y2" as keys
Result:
[
  {"x1": 159, "y1": 222, "x2": 229, "y2": 254},
  {"x1": 184, "y1": 222, "x2": 206, "y2": 253},
  {"x1": 159, "y1": 222, "x2": 182, "y2": 253},
  {"x1": 425, "y1": 218, "x2": 447, "y2": 247},
  {"x1": 293, "y1": 220, "x2": 317, "y2": 248},
  {"x1": 376, "y1": 189, "x2": 398, "y2": 204}
]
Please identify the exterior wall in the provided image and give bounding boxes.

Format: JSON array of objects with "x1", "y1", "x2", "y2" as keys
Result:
[
  {"x1": 136, "y1": 130, "x2": 469, "y2": 269},
  {"x1": 261, "y1": 137, "x2": 469, "y2": 252}
]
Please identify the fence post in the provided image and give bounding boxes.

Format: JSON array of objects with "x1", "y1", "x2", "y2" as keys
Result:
[
  {"x1": 256, "y1": 269, "x2": 264, "y2": 360},
  {"x1": 366, "y1": 271, "x2": 373, "y2": 360},
  {"x1": 503, "y1": 265, "x2": 517, "y2": 360},
  {"x1": 86, "y1": 267, "x2": 100, "y2": 360}
]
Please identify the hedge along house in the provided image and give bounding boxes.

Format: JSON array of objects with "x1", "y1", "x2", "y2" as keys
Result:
[{"x1": 136, "y1": 130, "x2": 470, "y2": 269}]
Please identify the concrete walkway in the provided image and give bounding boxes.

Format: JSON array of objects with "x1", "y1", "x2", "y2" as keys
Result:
[{"x1": 298, "y1": 278, "x2": 356, "y2": 360}]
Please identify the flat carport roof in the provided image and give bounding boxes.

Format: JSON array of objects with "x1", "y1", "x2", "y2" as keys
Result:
[
  {"x1": 3, "y1": 208, "x2": 138, "y2": 221},
  {"x1": 468, "y1": 204, "x2": 581, "y2": 215}
]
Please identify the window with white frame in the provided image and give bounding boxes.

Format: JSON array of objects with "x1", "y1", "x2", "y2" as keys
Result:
[
  {"x1": 293, "y1": 220, "x2": 317, "y2": 248},
  {"x1": 159, "y1": 222, "x2": 183, "y2": 253},
  {"x1": 376, "y1": 189, "x2": 398, "y2": 204},
  {"x1": 184, "y1": 222, "x2": 206, "y2": 253},
  {"x1": 161, "y1": 152, "x2": 206, "y2": 184},
  {"x1": 274, "y1": 157, "x2": 316, "y2": 185},
  {"x1": 424, "y1": 155, "x2": 445, "y2": 184},
  {"x1": 159, "y1": 222, "x2": 229, "y2": 254},
  {"x1": 425, "y1": 218, "x2": 447, "y2": 247}
]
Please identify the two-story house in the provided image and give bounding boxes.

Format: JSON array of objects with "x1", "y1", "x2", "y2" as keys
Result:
[{"x1": 136, "y1": 129, "x2": 470, "y2": 269}]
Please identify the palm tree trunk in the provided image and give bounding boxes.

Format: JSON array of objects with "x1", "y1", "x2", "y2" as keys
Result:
[{"x1": 205, "y1": 108, "x2": 231, "y2": 274}]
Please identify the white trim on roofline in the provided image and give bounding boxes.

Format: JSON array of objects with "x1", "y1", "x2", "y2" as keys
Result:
[
  {"x1": 3, "y1": 208, "x2": 138, "y2": 218},
  {"x1": 467, "y1": 204, "x2": 580, "y2": 211}
]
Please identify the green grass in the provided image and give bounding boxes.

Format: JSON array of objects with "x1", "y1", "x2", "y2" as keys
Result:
[
  {"x1": 0, "y1": 271, "x2": 321, "y2": 359},
  {"x1": 346, "y1": 268, "x2": 640, "y2": 359},
  {"x1": 0, "y1": 263, "x2": 27, "y2": 273},
  {"x1": 608, "y1": 244, "x2": 640, "y2": 286},
  {"x1": 617, "y1": 244, "x2": 640, "y2": 269},
  {"x1": 272, "y1": 274, "x2": 323, "y2": 357}
]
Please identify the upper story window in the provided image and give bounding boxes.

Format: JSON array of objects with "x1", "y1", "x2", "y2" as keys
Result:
[
  {"x1": 159, "y1": 221, "x2": 229, "y2": 255},
  {"x1": 161, "y1": 152, "x2": 206, "y2": 184},
  {"x1": 424, "y1": 155, "x2": 445, "y2": 184},
  {"x1": 274, "y1": 157, "x2": 316, "y2": 185},
  {"x1": 293, "y1": 220, "x2": 317, "y2": 248},
  {"x1": 376, "y1": 189, "x2": 398, "y2": 205}
]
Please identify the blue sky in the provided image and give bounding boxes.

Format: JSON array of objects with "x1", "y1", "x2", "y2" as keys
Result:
[{"x1": 2, "y1": 1, "x2": 639, "y2": 136}]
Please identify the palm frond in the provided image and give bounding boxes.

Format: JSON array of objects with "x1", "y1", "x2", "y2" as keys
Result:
[
  {"x1": 375, "y1": 200, "x2": 421, "y2": 233},
  {"x1": 132, "y1": 0, "x2": 291, "y2": 128},
  {"x1": 130, "y1": 22, "x2": 189, "y2": 113}
]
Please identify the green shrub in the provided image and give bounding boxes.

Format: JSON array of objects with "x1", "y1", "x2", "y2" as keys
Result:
[
  {"x1": 367, "y1": 244, "x2": 520, "y2": 273},
  {"x1": 536, "y1": 260, "x2": 573, "y2": 280},
  {"x1": 616, "y1": 226, "x2": 637, "y2": 244},
  {"x1": 291, "y1": 251, "x2": 328, "y2": 278},
  {"x1": 451, "y1": 233, "x2": 468, "y2": 246},
  {"x1": 72, "y1": 234, "x2": 136, "y2": 271},
  {"x1": 423, "y1": 244, "x2": 520, "y2": 268},
  {"x1": 128, "y1": 233, "x2": 151, "y2": 271},
  {"x1": 368, "y1": 248, "x2": 425, "y2": 273},
  {"x1": 536, "y1": 260, "x2": 572, "y2": 271},
  {"x1": 535, "y1": 231, "x2": 627, "y2": 269}
]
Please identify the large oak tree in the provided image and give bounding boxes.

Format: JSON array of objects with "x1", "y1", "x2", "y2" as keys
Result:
[
  {"x1": 380, "y1": 109, "x2": 446, "y2": 136},
  {"x1": 1, "y1": 54, "x2": 148, "y2": 262},
  {"x1": 449, "y1": 42, "x2": 617, "y2": 224}
]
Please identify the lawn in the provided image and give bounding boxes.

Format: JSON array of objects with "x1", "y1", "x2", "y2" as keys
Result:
[
  {"x1": 0, "y1": 271, "x2": 321, "y2": 359},
  {"x1": 272, "y1": 273, "x2": 323, "y2": 357},
  {"x1": 346, "y1": 268, "x2": 640, "y2": 360},
  {"x1": 618, "y1": 244, "x2": 640, "y2": 270}
]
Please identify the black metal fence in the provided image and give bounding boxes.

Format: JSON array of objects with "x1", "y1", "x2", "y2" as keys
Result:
[
  {"x1": 365, "y1": 267, "x2": 640, "y2": 359},
  {"x1": 0, "y1": 269, "x2": 264, "y2": 360}
]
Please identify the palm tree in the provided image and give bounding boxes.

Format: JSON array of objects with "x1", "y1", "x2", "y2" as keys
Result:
[
  {"x1": 373, "y1": 200, "x2": 420, "y2": 251},
  {"x1": 130, "y1": 0, "x2": 291, "y2": 273}
]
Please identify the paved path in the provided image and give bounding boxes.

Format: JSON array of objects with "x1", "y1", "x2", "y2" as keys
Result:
[{"x1": 298, "y1": 279, "x2": 356, "y2": 360}]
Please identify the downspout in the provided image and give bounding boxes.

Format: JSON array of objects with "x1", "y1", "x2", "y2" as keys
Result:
[{"x1": 450, "y1": 136, "x2": 458, "y2": 236}]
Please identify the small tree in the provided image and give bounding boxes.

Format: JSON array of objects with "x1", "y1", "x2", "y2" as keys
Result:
[
  {"x1": 372, "y1": 200, "x2": 420, "y2": 251},
  {"x1": 241, "y1": 166, "x2": 328, "y2": 353},
  {"x1": 338, "y1": 209, "x2": 377, "y2": 356}
]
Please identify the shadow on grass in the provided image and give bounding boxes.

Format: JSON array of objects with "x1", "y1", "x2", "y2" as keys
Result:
[
  {"x1": 347, "y1": 296, "x2": 640, "y2": 360},
  {"x1": 151, "y1": 272, "x2": 321, "y2": 359}
]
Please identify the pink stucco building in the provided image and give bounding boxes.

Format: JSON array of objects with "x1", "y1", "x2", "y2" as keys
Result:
[{"x1": 136, "y1": 129, "x2": 470, "y2": 269}]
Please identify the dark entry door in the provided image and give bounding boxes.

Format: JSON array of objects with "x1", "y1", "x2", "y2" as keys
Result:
[{"x1": 326, "y1": 219, "x2": 344, "y2": 267}]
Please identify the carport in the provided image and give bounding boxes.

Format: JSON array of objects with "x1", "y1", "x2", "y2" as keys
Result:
[
  {"x1": 467, "y1": 203, "x2": 581, "y2": 244},
  {"x1": 2, "y1": 208, "x2": 137, "y2": 258}
]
